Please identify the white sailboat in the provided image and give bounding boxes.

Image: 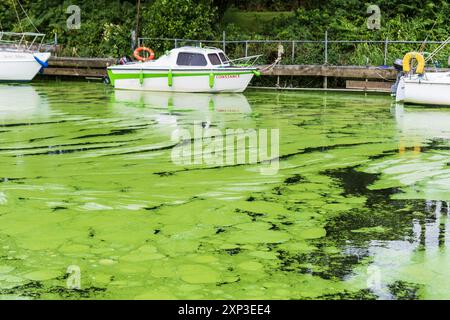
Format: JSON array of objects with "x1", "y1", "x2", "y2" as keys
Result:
[
  {"x1": 0, "y1": 32, "x2": 50, "y2": 81},
  {"x1": 0, "y1": 1, "x2": 51, "y2": 82},
  {"x1": 395, "y1": 71, "x2": 450, "y2": 106},
  {"x1": 395, "y1": 38, "x2": 450, "y2": 106}
]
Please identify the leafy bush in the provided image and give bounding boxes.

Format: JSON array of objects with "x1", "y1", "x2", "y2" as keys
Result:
[
  {"x1": 140, "y1": 0, "x2": 217, "y2": 54},
  {"x1": 0, "y1": 0, "x2": 448, "y2": 65},
  {"x1": 2, "y1": 0, "x2": 135, "y2": 57}
]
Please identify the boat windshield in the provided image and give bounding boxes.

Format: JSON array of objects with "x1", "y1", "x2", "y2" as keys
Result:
[
  {"x1": 218, "y1": 52, "x2": 229, "y2": 64},
  {"x1": 208, "y1": 53, "x2": 222, "y2": 65},
  {"x1": 176, "y1": 52, "x2": 208, "y2": 66}
]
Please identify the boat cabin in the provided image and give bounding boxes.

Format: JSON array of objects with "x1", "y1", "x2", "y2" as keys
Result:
[{"x1": 145, "y1": 46, "x2": 232, "y2": 68}]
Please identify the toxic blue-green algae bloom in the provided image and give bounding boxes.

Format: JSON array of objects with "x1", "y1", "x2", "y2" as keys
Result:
[{"x1": 0, "y1": 82, "x2": 448, "y2": 299}]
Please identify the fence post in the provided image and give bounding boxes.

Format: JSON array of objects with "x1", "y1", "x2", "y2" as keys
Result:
[
  {"x1": 54, "y1": 33, "x2": 58, "y2": 56},
  {"x1": 324, "y1": 31, "x2": 328, "y2": 89},
  {"x1": 175, "y1": 39, "x2": 178, "y2": 48},
  {"x1": 292, "y1": 40, "x2": 295, "y2": 64},
  {"x1": 222, "y1": 31, "x2": 226, "y2": 53},
  {"x1": 245, "y1": 41, "x2": 248, "y2": 57},
  {"x1": 384, "y1": 38, "x2": 389, "y2": 65}
]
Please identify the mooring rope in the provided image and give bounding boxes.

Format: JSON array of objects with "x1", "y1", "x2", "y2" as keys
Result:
[
  {"x1": 418, "y1": 20, "x2": 438, "y2": 53},
  {"x1": 10, "y1": 0, "x2": 24, "y2": 33},
  {"x1": 259, "y1": 57, "x2": 282, "y2": 73},
  {"x1": 259, "y1": 44, "x2": 284, "y2": 73},
  {"x1": 16, "y1": 0, "x2": 40, "y2": 33},
  {"x1": 425, "y1": 36, "x2": 450, "y2": 63}
]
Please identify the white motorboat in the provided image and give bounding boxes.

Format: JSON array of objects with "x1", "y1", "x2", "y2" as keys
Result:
[
  {"x1": 0, "y1": 32, "x2": 51, "y2": 81},
  {"x1": 107, "y1": 46, "x2": 261, "y2": 93}
]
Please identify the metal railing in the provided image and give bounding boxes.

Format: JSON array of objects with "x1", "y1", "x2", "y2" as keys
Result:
[
  {"x1": 138, "y1": 33, "x2": 450, "y2": 67},
  {"x1": 0, "y1": 32, "x2": 47, "y2": 52}
]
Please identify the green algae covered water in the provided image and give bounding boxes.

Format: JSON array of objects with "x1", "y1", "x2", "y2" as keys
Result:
[{"x1": 0, "y1": 82, "x2": 449, "y2": 300}]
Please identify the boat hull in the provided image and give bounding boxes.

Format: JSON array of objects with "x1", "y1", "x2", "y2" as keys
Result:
[
  {"x1": 107, "y1": 68, "x2": 256, "y2": 93},
  {"x1": 396, "y1": 73, "x2": 450, "y2": 106},
  {"x1": 0, "y1": 51, "x2": 50, "y2": 81}
]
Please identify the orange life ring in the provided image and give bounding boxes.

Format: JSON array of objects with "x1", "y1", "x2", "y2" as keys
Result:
[{"x1": 133, "y1": 47, "x2": 155, "y2": 62}]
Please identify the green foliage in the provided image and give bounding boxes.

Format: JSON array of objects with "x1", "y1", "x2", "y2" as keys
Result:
[
  {"x1": 222, "y1": 8, "x2": 293, "y2": 34},
  {"x1": 142, "y1": 0, "x2": 217, "y2": 39},
  {"x1": 221, "y1": 0, "x2": 449, "y2": 66},
  {"x1": 0, "y1": 0, "x2": 448, "y2": 64},
  {"x1": 1, "y1": 0, "x2": 135, "y2": 57},
  {"x1": 140, "y1": 0, "x2": 217, "y2": 53}
]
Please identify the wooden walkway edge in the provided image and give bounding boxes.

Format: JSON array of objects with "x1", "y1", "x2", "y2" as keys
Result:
[
  {"x1": 42, "y1": 57, "x2": 115, "y2": 78},
  {"x1": 40, "y1": 57, "x2": 449, "y2": 92},
  {"x1": 260, "y1": 64, "x2": 398, "y2": 80}
]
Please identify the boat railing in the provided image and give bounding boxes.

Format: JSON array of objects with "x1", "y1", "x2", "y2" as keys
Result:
[
  {"x1": 200, "y1": 46, "x2": 262, "y2": 67},
  {"x1": 228, "y1": 55, "x2": 263, "y2": 67},
  {"x1": 0, "y1": 32, "x2": 47, "y2": 52},
  {"x1": 202, "y1": 46, "x2": 223, "y2": 51}
]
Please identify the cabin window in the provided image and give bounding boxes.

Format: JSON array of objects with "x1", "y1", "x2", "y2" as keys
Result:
[
  {"x1": 208, "y1": 53, "x2": 222, "y2": 65},
  {"x1": 177, "y1": 52, "x2": 207, "y2": 66},
  {"x1": 218, "y1": 52, "x2": 229, "y2": 64}
]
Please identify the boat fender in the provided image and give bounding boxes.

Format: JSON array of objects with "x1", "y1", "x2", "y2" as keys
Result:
[
  {"x1": 133, "y1": 47, "x2": 155, "y2": 62},
  {"x1": 33, "y1": 55, "x2": 49, "y2": 74},
  {"x1": 402, "y1": 52, "x2": 425, "y2": 75},
  {"x1": 209, "y1": 73, "x2": 214, "y2": 89},
  {"x1": 139, "y1": 70, "x2": 144, "y2": 85},
  {"x1": 168, "y1": 69, "x2": 173, "y2": 87},
  {"x1": 253, "y1": 70, "x2": 261, "y2": 76}
]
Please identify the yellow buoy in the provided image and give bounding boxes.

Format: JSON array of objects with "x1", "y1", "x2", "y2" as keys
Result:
[{"x1": 402, "y1": 52, "x2": 425, "y2": 75}]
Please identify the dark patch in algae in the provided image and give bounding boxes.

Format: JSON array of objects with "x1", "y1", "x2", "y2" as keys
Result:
[
  {"x1": 324, "y1": 166, "x2": 425, "y2": 244},
  {"x1": 284, "y1": 174, "x2": 307, "y2": 185},
  {"x1": 0, "y1": 281, "x2": 106, "y2": 299},
  {"x1": 278, "y1": 249, "x2": 365, "y2": 281},
  {"x1": 388, "y1": 281, "x2": 422, "y2": 300},
  {"x1": 318, "y1": 289, "x2": 377, "y2": 300}
]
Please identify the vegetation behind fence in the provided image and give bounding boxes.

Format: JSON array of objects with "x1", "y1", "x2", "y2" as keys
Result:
[
  {"x1": 0, "y1": 0, "x2": 448, "y2": 66},
  {"x1": 138, "y1": 37, "x2": 450, "y2": 68}
]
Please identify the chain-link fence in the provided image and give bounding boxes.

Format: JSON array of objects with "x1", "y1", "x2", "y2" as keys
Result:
[{"x1": 138, "y1": 36, "x2": 450, "y2": 67}]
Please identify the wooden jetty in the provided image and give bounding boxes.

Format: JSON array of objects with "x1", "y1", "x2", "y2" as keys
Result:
[
  {"x1": 40, "y1": 57, "x2": 448, "y2": 92},
  {"x1": 261, "y1": 65, "x2": 397, "y2": 80},
  {"x1": 42, "y1": 57, "x2": 115, "y2": 78},
  {"x1": 42, "y1": 57, "x2": 399, "y2": 79}
]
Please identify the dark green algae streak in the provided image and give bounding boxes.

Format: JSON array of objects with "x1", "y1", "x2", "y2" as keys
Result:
[{"x1": 0, "y1": 82, "x2": 448, "y2": 300}]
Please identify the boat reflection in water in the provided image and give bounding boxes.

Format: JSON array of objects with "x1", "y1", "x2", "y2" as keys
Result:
[
  {"x1": 394, "y1": 103, "x2": 450, "y2": 144},
  {"x1": 111, "y1": 90, "x2": 254, "y2": 134},
  {"x1": 0, "y1": 84, "x2": 50, "y2": 120},
  {"x1": 350, "y1": 104, "x2": 450, "y2": 299},
  {"x1": 391, "y1": 103, "x2": 449, "y2": 201},
  {"x1": 113, "y1": 90, "x2": 252, "y2": 113},
  {"x1": 391, "y1": 103, "x2": 449, "y2": 199}
]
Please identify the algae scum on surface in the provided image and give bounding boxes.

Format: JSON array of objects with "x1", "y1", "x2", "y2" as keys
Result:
[{"x1": 0, "y1": 82, "x2": 448, "y2": 299}]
